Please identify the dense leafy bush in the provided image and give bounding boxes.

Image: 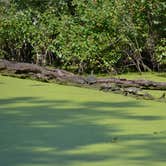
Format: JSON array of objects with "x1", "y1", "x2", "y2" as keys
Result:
[{"x1": 0, "y1": 0, "x2": 165, "y2": 73}]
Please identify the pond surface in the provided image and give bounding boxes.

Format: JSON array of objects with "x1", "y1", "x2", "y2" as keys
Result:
[{"x1": 0, "y1": 75, "x2": 166, "y2": 166}]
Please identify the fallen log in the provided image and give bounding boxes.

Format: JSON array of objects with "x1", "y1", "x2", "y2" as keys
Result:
[
  {"x1": 0, "y1": 59, "x2": 86, "y2": 84},
  {"x1": 97, "y1": 78, "x2": 166, "y2": 90},
  {"x1": 0, "y1": 59, "x2": 166, "y2": 92}
]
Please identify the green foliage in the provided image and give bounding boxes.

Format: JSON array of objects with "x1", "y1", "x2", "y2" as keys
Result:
[
  {"x1": 155, "y1": 38, "x2": 166, "y2": 65},
  {"x1": 0, "y1": 0, "x2": 165, "y2": 73},
  {"x1": 56, "y1": 0, "x2": 125, "y2": 72},
  {"x1": 0, "y1": 4, "x2": 60, "y2": 63}
]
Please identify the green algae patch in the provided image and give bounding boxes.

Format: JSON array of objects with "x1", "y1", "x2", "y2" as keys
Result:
[{"x1": 0, "y1": 75, "x2": 166, "y2": 166}]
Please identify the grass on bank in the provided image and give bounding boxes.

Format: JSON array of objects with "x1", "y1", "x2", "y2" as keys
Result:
[{"x1": 115, "y1": 72, "x2": 166, "y2": 82}]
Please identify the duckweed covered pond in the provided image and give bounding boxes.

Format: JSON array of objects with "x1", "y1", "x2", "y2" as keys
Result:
[{"x1": 0, "y1": 75, "x2": 166, "y2": 166}]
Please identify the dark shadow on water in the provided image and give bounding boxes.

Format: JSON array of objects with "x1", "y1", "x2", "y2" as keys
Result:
[
  {"x1": 0, "y1": 97, "x2": 36, "y2": 105},
  {"x1": 31, "y1": 84, "x2": 46, "y2": 87},
  {"x1": 0, "y1": 97, "x2": 165, "y2": 166},
  {"x1": 0, "y1": 97, "x2": 69, "y2": 105},
  {"x1": 83, "y1": 101, "x2": 144, "y2": 108}
]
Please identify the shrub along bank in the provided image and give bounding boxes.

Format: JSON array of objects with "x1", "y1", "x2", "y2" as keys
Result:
[{"x1": 0, "y1": 0, "x2": 165, "y2": 73}]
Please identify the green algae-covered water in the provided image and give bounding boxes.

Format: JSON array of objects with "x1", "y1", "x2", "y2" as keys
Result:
[{"x1": 0, "y1": 75, "x2": 166, "y2": 166}]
